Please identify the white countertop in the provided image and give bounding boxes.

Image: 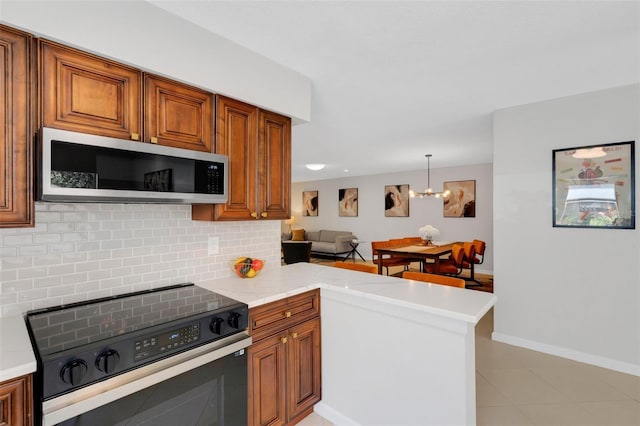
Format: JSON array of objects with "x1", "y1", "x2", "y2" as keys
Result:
[
  {"x1": 0, "y1": 314, "x2": 37, "y2": 382},
  {"x1": 0, "y1": 262, "x2": 495, "y2": 383},
  {"x1": 197, "y1": 262, "x2": 496, "y2": 324}
]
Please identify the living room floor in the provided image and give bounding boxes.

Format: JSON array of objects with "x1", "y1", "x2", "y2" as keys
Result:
[{"x1": 297, "y1": 300, "x2": 639, "y2": 425}]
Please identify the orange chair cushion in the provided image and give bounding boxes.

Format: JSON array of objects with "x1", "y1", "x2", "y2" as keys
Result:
[{"x1": 402, "y1": 271, "x2": 465, "y2": 288}]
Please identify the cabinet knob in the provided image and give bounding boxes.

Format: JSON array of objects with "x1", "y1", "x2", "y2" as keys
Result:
[
  {"x1": 261, "y1": 212, "x2": 268, "y2": 218},
  {"x1": 285, "y1": 311, "x2": 291, "y2": 318},
  {"x1": 291, "y1": 332, "x2": 298, "y2": 339},
  {"x1": 251, "y1": 212, "x2": 258, "y2": 219},
  {"x1": 131, "y1": 133, "x2": 140, "y2": 141},
  {"x1": 281, "y1": 336, "x2": 287, "y2": 344},
  {"x1": 150, "y1": 137, "x2": 158, "y2": 144}
]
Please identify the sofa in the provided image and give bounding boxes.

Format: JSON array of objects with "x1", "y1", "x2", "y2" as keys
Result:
[{"x1": 282, "y1": 229, "x2": 355, "y2": 258}]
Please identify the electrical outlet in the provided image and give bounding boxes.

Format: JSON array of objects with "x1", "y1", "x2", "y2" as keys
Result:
[{"x1": 208, "y1": 236, "x2": 220, "y2": 255}]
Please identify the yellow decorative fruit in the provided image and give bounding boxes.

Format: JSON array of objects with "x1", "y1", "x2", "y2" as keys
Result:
[{"x1": 245, "y1": 269, "x2": 257, "y2": 278}]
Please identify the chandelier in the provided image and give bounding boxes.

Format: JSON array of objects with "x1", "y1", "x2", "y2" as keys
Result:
[{"x1": 409, "y1": 154, "x2": 450, "y2": 198}]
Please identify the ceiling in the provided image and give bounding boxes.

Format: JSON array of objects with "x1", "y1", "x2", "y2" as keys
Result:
[{"x1": 148, "y1": 1, "x2": 639, "y2": 182}]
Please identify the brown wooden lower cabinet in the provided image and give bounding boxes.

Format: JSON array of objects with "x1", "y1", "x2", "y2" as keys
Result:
[
  {"x1": 247, "y1": 291, "x2": 321, "y2": 426},
  {"x1": 0, "y1": 374, "x2": 32, "y2": 426}
]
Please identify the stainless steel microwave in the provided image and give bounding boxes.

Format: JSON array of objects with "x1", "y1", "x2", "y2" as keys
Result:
[{"x1": 38, "y1": 127, "x2": 228, "y2": 204}]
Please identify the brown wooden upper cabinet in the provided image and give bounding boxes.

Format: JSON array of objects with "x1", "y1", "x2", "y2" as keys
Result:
[
  {"x1": 39, "y1": 40, "x2": 143, "y2": 141},
  {"x1": 39, "y1": 40, "x2": 214, "y2": 151},
  {"x1": 192, "y1": 95, "x2": 291, "y2": 221},
  {"x1": 144, "y1": 75, "x2": 214, "y2": 152},
  {"x1": 0, "y1": 25, "x2": 34, "y2": 228}
]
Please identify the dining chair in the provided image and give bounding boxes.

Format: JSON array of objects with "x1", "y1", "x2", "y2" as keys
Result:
[
  {"x1": 423, "y1": 243, "x2": 464, "y2": 276},
  {"x1": 331, "y1": 261, "x2": 378, "y2": 274},
  {"x1": 472, "y1": 239, "x2": 486, "y2": 265},
  {"x1": 460, "y1": 242, "x2": 479, "y2": 285},
  {"x1": 401, "y1": 271, "x2": 465, "y2": 288},
  {"x1": 281, "y1": 241, "x2": 312, "y2": 264},
  {"x1": 371, "y1": 240, "x2": 413, "y2": 275},
  {"x1": 389, "y1": 238, "x2": 424, "y2": 270}
]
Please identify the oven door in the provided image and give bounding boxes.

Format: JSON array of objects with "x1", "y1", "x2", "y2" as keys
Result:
[{"x1": 42, "y1": 333, "x2": 251, "y2": 426}]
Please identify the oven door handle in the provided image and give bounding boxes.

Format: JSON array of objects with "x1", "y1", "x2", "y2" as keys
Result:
[{"x1": 42, "y1": 332, "x2": 252, "y2": 426}]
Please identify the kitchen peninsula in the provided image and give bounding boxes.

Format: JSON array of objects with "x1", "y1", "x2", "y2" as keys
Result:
[
  {"x1": 1, "y1": 263, "x2": 494, "y2": 426},
  {"x1": 197, "y1": 262, "x2": 496, "y2": 426}
]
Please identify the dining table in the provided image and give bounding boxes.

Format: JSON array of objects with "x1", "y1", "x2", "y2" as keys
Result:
[{"x1": 375, "y1": 241, "x2": 459, "y2": 275}]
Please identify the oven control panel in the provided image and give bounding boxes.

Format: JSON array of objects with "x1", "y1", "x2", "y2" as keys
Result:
[
  {"x1": 38, "y1": 305, "x2": 248, "y2": 400},
  {"x1": 134, "y1": 323, "x2": 201, "y2": 361}
]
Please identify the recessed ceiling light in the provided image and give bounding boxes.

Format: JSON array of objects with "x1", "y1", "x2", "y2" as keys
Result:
[
  {"x1": 344, "y1": 169, "x2": 349, "y2": 173},
  {"x1": 305, "y1": 163, "x2": 325, "y2": 171}
]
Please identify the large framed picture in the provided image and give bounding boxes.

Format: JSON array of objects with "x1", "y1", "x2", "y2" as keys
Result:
[
  {"x1": 303, "y1": 190, "x2": 319, "y2": 216},
  {"x1": 553, "y1": 141, "x2": 635, "y2": 229},
  {"x1": 339, "y1": 188, "x2": 358, "y2": 217},
  {"x1": 384, "y1": 184, "x2": 410, "y2": 217},
  {"x1": 443, "y1": 180, "x2": 476, "y2": 217}
]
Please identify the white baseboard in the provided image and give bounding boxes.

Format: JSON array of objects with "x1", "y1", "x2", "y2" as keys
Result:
[
  {"x1": 314, "y1": 402, "x2": 360, "y2": 425},
  {"x1": 492, "y1": 332, "x2": 640, "y2": 377}
]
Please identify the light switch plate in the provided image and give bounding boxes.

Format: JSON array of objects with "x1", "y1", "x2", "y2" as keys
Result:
[{"x1": 208, "y1": 236, "x2": 220, "y2": 255}]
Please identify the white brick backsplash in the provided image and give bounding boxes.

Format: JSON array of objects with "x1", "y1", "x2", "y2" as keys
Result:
[
  {"x1": 62, "y1": 272, "x2": 89, "y2": 285},
  {"x1": 76, "y1": 266, "x2": 98, "y2": 280},
  {"x1": 88, "y1": 270, "x2": 110, "y2": 281},
  {"x1": 3, "y1": 234, "x2": 33, "y2": 246},
  {"x1": 4, "y1": 279, "x2": 33, "y2": 292},
  {"x1": 18, "y1": 267, "x2": 48, "y2": 280},
  {"x1": 34, "y1": 276, "x2": 61, "y2": 288},
  {"x1": 48, "y1": 222, "x2": 75, "y2": 233},
  {"x1": 35, "y1": 234, "x2": 62, "y2": 244},
  {"x1": 48, "y1": 264, "x2": 75, "y2": 276},
  {"x1": 37, "y1": 212, "x2": 62, "y2": 222},
  {"x1": 19, "y1": 245, "x2": 48, "y2": 256},
  {"x1": 0, "y1": 203, "x2": 281, "y2": 316},
  {"x1": 0, "y1": 270, "x2": 17, "y2": 282},
  {"x1": 0, "y1": 247, "x2": 17, "y2": 257},
  {"x1": 34, "y1": 254, "x2": 63, "y2": 266},
  {"x1": 48, "y1": 242, "x2": 75, "y2": 253}
]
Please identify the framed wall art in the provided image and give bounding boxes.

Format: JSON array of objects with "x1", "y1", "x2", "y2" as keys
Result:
[
  {"x1": 552, "y1": 141, "x2": 635, "y2": 229},
  {"x1": 339, "y1": 188, "x2": 358, "y2": 217},
  {"x1": 443, "y1": 180, "x2": 476, "y2": 217},
  {"x1": 302, "y1": 190, "x2": 319, "y2": 216},
  {"x1": 384, "y1": 184, "x2": 410, "y2": 217}
]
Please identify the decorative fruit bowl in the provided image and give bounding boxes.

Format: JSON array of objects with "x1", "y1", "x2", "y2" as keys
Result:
[{"x1": 230, "y1": 257, "x2": 265, "y2": 279}]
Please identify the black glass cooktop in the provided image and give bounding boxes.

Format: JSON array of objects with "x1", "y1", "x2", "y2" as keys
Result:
[{"x1": 26, "y1": 283, "x2": 241, "y2": 356}]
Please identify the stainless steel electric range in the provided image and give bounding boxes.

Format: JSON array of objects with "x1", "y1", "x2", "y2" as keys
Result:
[{"x1": 25, "y1": 283, "x2": 251, "y2": 426}]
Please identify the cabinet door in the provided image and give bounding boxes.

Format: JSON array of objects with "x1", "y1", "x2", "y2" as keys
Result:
[
  {"x1": 248, "y1": 290, "x2": 320, "y2": 343},
  {"x1": 258, "y1": 110, "x2": 291, "y2": 220},
  {"x1": 0, "y1": 25, "x2": 33, "y2": 228},
  {"x1": 192, "y1": 95, "x2": 258, "y2": 221},
  {"x1": 144, "y1": 75, "x2": 213, "y2": 152},
  {"x1": 40, "y1": 40, "x2": 142, "y2": 140},
  {"x1": 248, "y1": 333, "x2": 287, "y2": 426},
  {"x1": 0, "y1": 374, "x2": 32, "y2": 426},
  {"x1": 287, "y1": 318, "x2": 321, "y2": 422}
]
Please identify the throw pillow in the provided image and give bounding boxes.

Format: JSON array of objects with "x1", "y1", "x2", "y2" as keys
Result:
[{"x1": 291, "y1": 229, "x2": 306, "y2": 241}]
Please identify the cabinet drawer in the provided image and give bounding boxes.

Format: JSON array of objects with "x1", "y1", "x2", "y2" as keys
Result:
[{"x1": 249, "y1": 290, "x2": 319, "y2": 341}]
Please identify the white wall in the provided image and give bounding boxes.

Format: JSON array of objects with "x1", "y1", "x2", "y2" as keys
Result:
[
  {"x1": 1, "y1": 0, "x2": 311, "y2": 122},
  {"x1": 291, "y1": 163, "x2": 494, "y2": 273},
  {"x1": 493, "y1": 84, "x2": 640, "y2": 375},
  {"x1": 0, "y1": 203, "x2": 282, "y2": 317}
]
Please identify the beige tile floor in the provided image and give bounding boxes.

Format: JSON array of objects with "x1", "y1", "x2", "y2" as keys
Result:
[{"x1": 299, "y1": 308, "x2": 640, "y2": 426}]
